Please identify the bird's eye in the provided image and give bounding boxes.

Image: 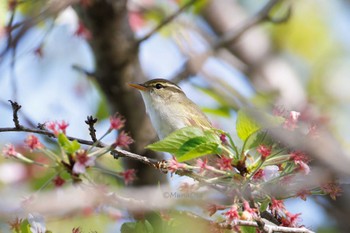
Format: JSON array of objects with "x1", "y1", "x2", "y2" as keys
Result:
[{"x1": 155, "y1": 83, "x2": 164, "y2": 89}]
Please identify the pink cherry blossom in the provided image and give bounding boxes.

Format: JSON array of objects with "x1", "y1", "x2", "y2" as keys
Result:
[
  {"x1": 290, "y1": 151, "x2": 311, "y2": 175},
  {"x1": 115, "y1": 131, "x2": 134, "y2": 148},
  {"x1": 253, "y1": 169, "x2": 264, "y2": 181},
  {"x1": 296, "y1": 189, "x2": 311, "y2": 201},
  {"x1": 242, "y1": 200, "x2": 257, "y2": 219},
  {"x1": 73, "y1": 150, "x2": 95, "y2": 174},
  {"x1": 270, "y1": 198, "x2": 285, "y2": 215},
  {"x1": 109, "y1": 114, "x2": 125, "y2": 131},
  {"x1": 216, "y1": 157, "x2": 233, "y2": 171},
  {"x1": 224, "y1": 205, "x2": 239, "y2": 224},
  {"x1": 25, "y1": 134, "x2": 43, "y2": 150},
  {"x1": 167, "y1": 157, "x2": 186, "y2": 174},
  {"x1": 121, "y1": 169, "x2": 136, "y2": 185},
  {"x1": 283, "y1": 111, "x2": 300, "y2": 131},
  {"x1": 45, "y1": 121, "x2": 58, "y2": 135},
  {"x1": 57, "y1": 120, "x2": 69, "y2": 134},
  {"x1": 321, "y1": 182, "x2": 342, "y2": 200},
  {"x1": 281, "y1": 211, "x2": 301, "y2": 227},
  {"x1": 196, "y1": 158, "x2": 214, "y2": 173},
  {"x1": 2, "y1": 144, "x2": 17, "y2": 158},
  {"x1": 257, "y1": 145, "x2": 272, "y2": 159}
]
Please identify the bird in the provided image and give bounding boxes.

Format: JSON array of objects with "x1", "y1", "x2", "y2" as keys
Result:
[{"x1": 128, "y1": 78, "x2": 212, "y2": 140}]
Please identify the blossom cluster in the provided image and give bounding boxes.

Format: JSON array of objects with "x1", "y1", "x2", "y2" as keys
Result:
[
  {"x1": 1, "y1": 114, "x2": 136, "y2": 189},
  {"x1": 163, "y1": 108, "x2": 342, "y2": 229}
]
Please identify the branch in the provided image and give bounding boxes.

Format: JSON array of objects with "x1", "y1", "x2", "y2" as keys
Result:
[
  {"x1": 72, "y1": 64, "x2": 97, "y2": 78},
  {"x1": 0, "y1": 124, "x2": 159, "y2": 166},
  {"x1": 213, "y1": 0, "x2": 291, "y2": 49},
  {"x1": 8, "y1": 100, "x2": 22, "y2": 129},
  {"x1": 85, "y1": 115, "x2": 98, "y2": 142},
  {"x1": 136, "y1": 0, "x2": 199, "y2": 45},
  {"x1": 185, "y1": 211, "x2": 314, "y2": 233},
  {"x1": 171, "y1": 0, "x2": 291, "y2": 84},
  {"x1": 1, "y1": 101, "x2": 239, "y2": 192},
  {"x1": 1, "y1": 0, "x2": 79, "y2": 60},
  {"x1": 2, "y1": 101, "x2": 159, "y2": 168},
  {"x1": 218, "y1": 220, "x2": 314, "y2": 233}
]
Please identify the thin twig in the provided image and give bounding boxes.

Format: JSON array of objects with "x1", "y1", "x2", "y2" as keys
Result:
[
  {"x1": 136, "y1": 0, "x2": 199, "y2": 45},
  {"x1": 214, "y1": 0, "x2": 291, "y2": 49},
  {"x1": 0, "y1": 124, "x2": 159, "y2": 166},
  {"x1": 1, "y1": 101, "x2": 236, "y2": 189},
  {"x1": 2, "y1": 100, "x2": 159, "y2": 167},
  {"x1": 0, "y1": 0, "x2": 79, "y2": 60},
  {"x1": 171, "y1": 0, "x2": 291, "y2": 84},
  {"x1": 0, "y1": 3, "x2": 16, "y2": 61},
  {"x1": 8, "y1": 100, "x2": 22, "y2": 129},
  {"x1": 85, "y1": 116, "x2": 98, "y2": 142},
  {"x1": 72, "y1": 64, "x2": 96, "y2": 78}
]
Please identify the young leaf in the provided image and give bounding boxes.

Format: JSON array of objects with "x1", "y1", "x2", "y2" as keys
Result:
[
  {"x1": 202, "y1": 106, "x2": 231, "y2": 117},
  {"x1": 176, "y1": 136, "x2": 207, "y2": 156},
  {"x1": 121, "y1": 221, "x2": 154, "y2": 233},
  {"x1": 20, "y1": 219, "x2": 31, "y2": 233},
  {"x1": 147, "y1": 127, "x2": 221, "y2": 162},
  {"x1": 240, "y1": 226, "x2": 256, "y2": 233},
  {"x1": 57, "y1": 133, "x2": 80, "y2": 154},
  {"x1": 67, "y1": 140, "x2": 81, "y2": 154},
  {"x1": 146, "y1": 127, "x2": 204, "y2": 153},
  {"x1": 58, "y1": 133, "x2": 70, "y2": 148},
  {"x1": 259, "y1": 199, "x2": 270, "y2": 212},
  {"x1": 236, "y1": 109, "x2": 261, "y2": 141},
  {"x1": 176, "y1": 137, "x2": 219, "y2": 162}
]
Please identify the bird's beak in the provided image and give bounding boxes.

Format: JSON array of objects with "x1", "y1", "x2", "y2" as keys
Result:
[{"x1": 128, "y1": 83, "x2": 147, "y2": 91}]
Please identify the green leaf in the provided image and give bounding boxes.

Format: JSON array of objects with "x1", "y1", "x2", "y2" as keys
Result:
[
  {"x1": 236, "y1": 109, "x2": 261, "y2": 141},
  {"x1": 147, "y1": 127, "x2": 221, "y2": 162},
  {"x1": 57, "y1": 133, "x2": 80, "y2": 154},
  {"x1": 146, "y1": 127, "x2": 205, "y2": 153},
  {"x1": 176, "y1": 137, "x2": 219, "y2": 162},
  {"x1": 178, "y1": 0, "x2": 208, "y2": 14},
  {"x1": 20, "y1": 219, "x2": 31, "y2": 233},
  {"x1": 177, "y1": 136, "x2": 207, "y2": 155},
  {"x1": 68, "y1": 140, "x2": 81, "y2": 154},
  {"x1": 202, "y1": 106, "x2": 231, "y2": 117},
  {"x1": 240, "y1": 226, "x2": 256, "y2": 233},
  {"x1": 260, "y1": 199, "x2": 270, "y2": 212},
  {"x1": 121, "y1": 222, "x2": 137, "y2": 233},
  {"x1": 243, "y1": 131, "x2": 268, "y2": 151},
  {"x1": 58, "y1": 133, "x2": 70, "y2": 147},
  {"x1": 121, "y1": 221, "x2": 154, "y2": 233}
]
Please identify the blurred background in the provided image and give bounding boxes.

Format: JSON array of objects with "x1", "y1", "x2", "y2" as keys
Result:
[{"x1": 1, "y1": 0, "x2": 350, "y2": 232}]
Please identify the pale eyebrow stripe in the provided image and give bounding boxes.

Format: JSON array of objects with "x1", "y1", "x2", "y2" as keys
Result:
[{"x1": 163, "y1": 84, "x2": 183, "y2": 93}]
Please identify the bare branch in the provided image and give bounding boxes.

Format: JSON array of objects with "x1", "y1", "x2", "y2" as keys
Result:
[
  {"x1": 213, "y1": 0, "x2": 291, "y2": 49},
  {"x1": 0, "y1": 124, "x2": 159, "y2": 166},
  {"x1": 218, "y1": 219, "x2": 314, "y2": 233},
  {"x1": 171, "y1": 0, "x2": 291, "y2": 84},
  {"x1": 0, "y1": 0, "x2": 79, "y2": 60},
  {"x1": 185, "y1": 211, "x2": 314, "y2": 233},
  {"x1": 8, "y1": 100, "x2": 22, "y2": 129},
  {"x1": 72, "y1": 64, "x2": 97, "y2": 78},
  {"x1": 136, "y1": 0, "x2": 199, "y2": 45},
  {"x1": 85, "y1": 115, "x2": 98, "y2": 142}
]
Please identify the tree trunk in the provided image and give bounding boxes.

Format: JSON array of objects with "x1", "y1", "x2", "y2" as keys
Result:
[{"x1": 75, "y1": 0, "x2": 166, "y2": 186}]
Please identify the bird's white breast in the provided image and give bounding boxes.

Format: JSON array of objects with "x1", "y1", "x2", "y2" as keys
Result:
[{"x1": 140, "y1": 92, "x2": 186, "y2": 139}]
